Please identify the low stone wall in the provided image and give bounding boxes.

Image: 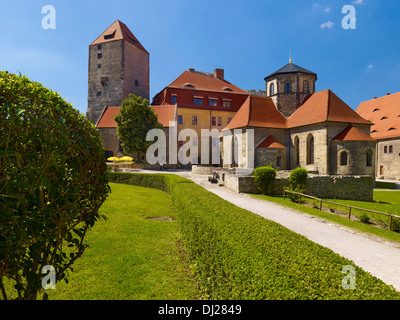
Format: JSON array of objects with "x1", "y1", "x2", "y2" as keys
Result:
[{"x1": 222, "y1": 173, "x2": 374, "y2": 201}]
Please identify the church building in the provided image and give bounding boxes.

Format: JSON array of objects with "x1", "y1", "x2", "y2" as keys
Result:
[{"x1": 223, "y1": 59, "x2": 376, "y2": 176}]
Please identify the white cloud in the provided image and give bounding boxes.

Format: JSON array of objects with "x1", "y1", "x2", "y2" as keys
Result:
[
  {"x1": 353, "y1": 0, "x2": 364, "y2": 5},
  {"x1": 324, "y1": 7, "x2": 331, "y2": 12},
  {"x1": 320, "y1": 21, "x2": 334, "y2": 29},
  {"x1": 368, "y1": 64, "x2": 374, "y2": 69}
]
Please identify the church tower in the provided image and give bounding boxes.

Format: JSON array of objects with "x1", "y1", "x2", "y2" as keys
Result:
[
  {"x1": 264, "y1": 57, "x2": 317, "y2": 118},
  {"x1": 87, "y1": 20, "x2": 150, "y2": 124}
]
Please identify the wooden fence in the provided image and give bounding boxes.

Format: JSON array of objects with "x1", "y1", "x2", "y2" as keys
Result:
[{"x1": 283, "y1": 190, "x2": 400, "y2": 232}]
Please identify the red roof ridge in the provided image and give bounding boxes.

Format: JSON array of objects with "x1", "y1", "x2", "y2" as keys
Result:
[
  {"x1": 332, "y1": 125, "x2": 375, "y2": 141},
  {"x1": 256, "y1": 135, "x2": 286, "y2": 149}
]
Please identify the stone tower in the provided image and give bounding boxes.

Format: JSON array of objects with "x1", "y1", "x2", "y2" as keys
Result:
[
  {"x1": 87, "y1": 20, "x2": 150, "y2": 125},
  {"x1": 264, "y1": 58, "x2": 317, "y2": 118}
]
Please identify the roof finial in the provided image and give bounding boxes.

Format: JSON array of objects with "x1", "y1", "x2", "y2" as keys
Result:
[{"x1": 289, "y1": 49, "x2": 292, "y2": 64}]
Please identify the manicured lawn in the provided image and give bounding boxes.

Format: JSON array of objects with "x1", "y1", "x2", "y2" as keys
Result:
[
  {"x1": 251, "y1": 190, "x2": 400, "y2": 243},
  {"x1": 3, "y1": 182, "x2": 200, "y2": 300}
]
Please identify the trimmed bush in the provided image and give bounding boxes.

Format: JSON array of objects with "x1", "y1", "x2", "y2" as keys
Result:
[
  {"x1": 253, "y1": 166, "x2": 277, "y2": 195},
  {"x1": 286, "y1": 167, "x2": 308, "y2": 202},
  {"x1": 108, "y1": 172, "x2": 400, "y2": 300},
  {"x1": 0, "y1": 72, "x2": 109, "y2": 300}
]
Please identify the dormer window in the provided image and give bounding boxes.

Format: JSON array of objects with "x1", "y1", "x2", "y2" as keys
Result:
[
  {"x1": 223, "y1": 87, "x2": 233, "y2": 92},
  {"x1": 373, "y1": 108, "x2": 380, "y2": 112},
  {"x1": 270, "y1": 83, "x2": 275, "y2": 96},
  {"x1": 104, "y1": 30, "x2": 116, "y2": 40},
  {"x1": 381, "y1": 116, "x2": 388, "y2": 120},
  {"x1": 184, "y1": 83, "x2": 195, "y2": 89}
]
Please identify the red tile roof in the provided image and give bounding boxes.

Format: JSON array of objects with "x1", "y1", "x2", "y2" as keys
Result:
[
  {"x1": 224, "y1": 90, "x2": 371, "y2": 132},
  {"x1": 356, "y1": 92, "x2": 400, "y2": 140},
  {"x1": 96, "y1": 105, "x2": 176, "y2": 128},
  {"x1": 223, "y1": 95, "x2": 287, "y2": 130},
  {"x1": 167, "y1": 69, "x2": 248, "y2": 95},
  {"x1": 287, "y1": 89, "x2": 372, "y2": 128},
  {"x1": 332, "y1": 125, "x2": 375, "y2": 141},
  {"x1": 256, "y1": 135, "x2": 286, "y2": 149},
  {"x1": 90, "y1": 20, "x2": 148, "y2": 53}
]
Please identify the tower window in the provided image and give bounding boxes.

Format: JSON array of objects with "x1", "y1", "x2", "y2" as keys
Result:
[
  {"x1": 284, "y1": 81, "x2": 292, "y2": 93},
  {"x1": 96, "y1": 91, "x2": 102, "y2": 97},
  {"x1": 340, "y1": 151, "x2": 348, "y2": 166},
  {"x1": 270, "y1": 83, "x2": 275, "y2": 96},
  {"x1": 135, "y1": 79, "x2": 139, "y2": 87},
  {"x1": 384, "y1": 146, "x2": 388, "y2": 153},
  {"x1": 97, "y1": 64, "x2": 101, "y2": 69},
  {"x1": 97, "y1": 53, "x2": 102, "y2": 59},
  {"x1": 277, "y1": 156, "x2": 282, "y2": 168},
  {"x1": 306, "y1": 134, "x2": 314, "y2": 165},
  {"x1": 389, "y1": 146, "x2": 393, "y2": 153},
  {"x1": 304, "y1": 81, "x2": 310, "y2": 94},
  {"x1": 104, "y1": 31, "x2": 116, "y2": 40},
  {"x1": 366, "y1": 151, "x2": 373, "y2": 167},
  {"x1": 97, "y1": 44, "x2": 102, "y2": 50}
]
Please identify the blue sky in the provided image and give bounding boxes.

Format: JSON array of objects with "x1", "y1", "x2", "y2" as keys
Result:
[{"x1": 1, "y1": 0, "x2": 400, "y2": 114}]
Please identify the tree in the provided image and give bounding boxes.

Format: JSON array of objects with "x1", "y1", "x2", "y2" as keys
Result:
[
  {"x1": 0, "y1": 71, "x2": 110, "y2": 300},
  {"x1": 114, "y1": 94, "x2": 163, "y2": 155},
  {"x1": 253, "y1": 166, "x2": 277, "y2": 195}
]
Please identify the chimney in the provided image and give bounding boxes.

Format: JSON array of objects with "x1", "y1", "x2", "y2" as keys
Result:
[
  {"x1": 386, "y1": 93, "x2": 391, "y2": 95},
  {"x1": 189, "y1": 68, "x2": 195, "y2": 72},
  {"x1": 214, "y1": 68, "x2": 224, "y2": 79}
]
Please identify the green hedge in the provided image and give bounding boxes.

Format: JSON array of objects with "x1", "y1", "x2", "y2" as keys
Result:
[
  {"x1": 108, "y1": 172, "x2": 400, "y2": 299},
  {"x1": 375, "y1": 181, "x2": 398, "y2": 190}
]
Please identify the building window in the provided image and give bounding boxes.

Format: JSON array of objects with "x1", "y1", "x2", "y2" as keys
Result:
[
  {"x1": 294, "y1": 136, "x2": 300, "y2": 165},
  {"x1": 178, "y1": 115, "x2": 183, "y2": 125},
  {"x1": 304, "y1": 81, "x2": 310, "y2": 94},
  {"x1": 211, "y1": 116, "x2": 217, "y2": 126},
  {"x1": 285, "y1": 81, "x2": 292, "y2": 93},
  {"x1": 194, "y1": 98, "x2": 203, "y2": 105},
  {"x1": 277, "y1": 156, "x2": 282, "y2": 168},
  {"x1": 389, "y1": 146, "x2": 393, "y2": 153},
  {"x1": 209, "y1": 99, "x2": 218, "y2": 107},
  {"x1": 227, "y1": 117, "x2": 232, "y2": 125},
  {"x1": 384, "y1": 146, "x2": 388, "y2": 153},
  {"x1": 340, "y1": 151, "x2": 348, "y2": 166},
  {"x1": 217, "y1": 117, "x2": 222, "y2": 127},
  {"x1": 135, "y1": 80, "x2": 139, "y2": 87},
  {"x1": 171, "y1": 95, "x2": 177, "y2": 104},
  {"x1": 97, "y1": 53, "x2": 102, "y2": 59},
  {"x1": 366, "y1": 150, "x2": 373, "y2": 167},
  {"x1": 192, "y1": 116, "x2": 198, "y2": 125},
  {"x1": 97, "y1": 64, "x2": 101, "y2": 69},
  {"x1": 270, "y1": 83, "x2": 275, "y2": 96},
  {"x1": 223, "y1": 100, "x2": 232, "y2": 108},
  {"x1": 96, "y1": 91, "x2": 102, "y2": 97},
  {"x1": 97, "y1": 44, "x2": 102, "y2": 50},
  {"x1": 306, "y1": 134, "x2": 314, "y2": 165}
]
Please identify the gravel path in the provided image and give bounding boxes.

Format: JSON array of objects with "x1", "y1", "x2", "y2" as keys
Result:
[{"x1": 172, "y1": 171, "x2": 400, "y2": 292}]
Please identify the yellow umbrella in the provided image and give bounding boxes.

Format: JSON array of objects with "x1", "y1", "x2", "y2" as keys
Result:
[
  {"x1": 107, "y1": 157, "x2": 120, "y2": 162},
  {"x1": 120, "y1": 156, "x2": 133, "y2": 162}
]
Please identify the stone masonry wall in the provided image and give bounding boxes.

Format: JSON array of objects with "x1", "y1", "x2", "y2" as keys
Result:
[{"x1": 221, "y1": 172, "x2": 374, "y2": 201}]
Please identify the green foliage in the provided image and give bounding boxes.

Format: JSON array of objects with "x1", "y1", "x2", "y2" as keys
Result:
[
  {"x1": 0, "y1": 71, "x2": 110, "y2": 300},
  {"x1": 253, "y1": 166, "x2": 277, "y2": 195},
  {"x1": 107, "y1": 172, "x2": 400, "y2": 300},
  {"x1": 286, "y1": 167, "x2": 308, "y2": 202},
  {"x1": 114, "y1": 94, "x2": 163, "y2": 154},
  {"x1": 359, "y1": 213, "x2": 371, "y2": 224},
  {"x1": 375, "y1": 181, "x2": 398, "y2": 190}
]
